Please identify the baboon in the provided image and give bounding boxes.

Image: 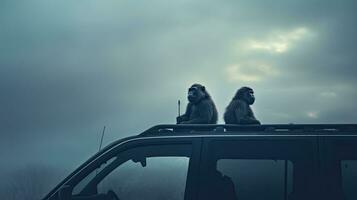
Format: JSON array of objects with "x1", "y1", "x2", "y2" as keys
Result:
[
  {"x1": 224, "y1": 87, "x2": 260, "y2": 125},
  {"x1": 177, "y1": 84, "x2": 218, "y2": 124}
]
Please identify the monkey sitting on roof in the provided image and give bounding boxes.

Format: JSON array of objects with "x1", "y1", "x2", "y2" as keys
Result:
[
  {"x1": 224, "y1": 87, "x2": 260, "y2": 125},
  {"x1": 177, "y1": 84, "x2": 218, "y2": 124}
]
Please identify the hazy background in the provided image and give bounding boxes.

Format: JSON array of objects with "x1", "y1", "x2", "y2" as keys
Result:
[{"x1": 1, "y1": 0, "x2": 357, "y2": 199}]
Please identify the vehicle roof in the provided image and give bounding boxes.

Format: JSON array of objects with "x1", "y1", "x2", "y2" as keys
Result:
[
  {"x1": 99, "y1": 123, "x2": 357, "y2": 157},
  {"x1": 139, "y1": 124, "x2": 357, "y2": 137}
]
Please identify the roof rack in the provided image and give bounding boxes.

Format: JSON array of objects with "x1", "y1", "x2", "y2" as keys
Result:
[{"x1": 140, "y1": 124, "x2": 357, "y2": 136}]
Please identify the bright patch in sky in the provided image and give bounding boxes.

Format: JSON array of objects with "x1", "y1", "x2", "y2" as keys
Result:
[
  {"x1": 245, "y1": 27, "x2": 312, "y2": 53},
  {"x1": 307, "y1": 111, "x2": 319, "y2": 119},
  {"x1": 226, "y1": 62, "x2": 280, "y2": 83},
  {"x1": 320, "y1": 91, "x2": 337, "y2": 98}
]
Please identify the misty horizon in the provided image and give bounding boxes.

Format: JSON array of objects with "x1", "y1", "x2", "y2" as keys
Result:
[{"x1": 1, "y1": 0, "x2": 357, "y2": 199}]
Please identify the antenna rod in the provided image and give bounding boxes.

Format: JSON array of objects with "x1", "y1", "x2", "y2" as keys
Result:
[
  {"x1": 178, "y1": 100, "x2": 181, "y2": 117},
  {"x1": 98, "y1": 126, "x2": 106, "y2": 152}
]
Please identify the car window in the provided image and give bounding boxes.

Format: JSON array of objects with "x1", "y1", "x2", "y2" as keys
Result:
[
  {"x1": 98, "y1": 156, "x2": 189, "y2": 200},
  {"x1": 341, "y1": 160, "x2": 357, "y2": 200},
  {"x1": 69, "y1": 143, "x2": 192, "y2": 200},
  {"x1": 72, "y1": 157, "x2": 116, "y2": 195},
  {"x1": 324, "y1": 137, "x2": 357, "y2": 200},
  {"x1": 217, "y1": 159, "x2": 293, "y2": 200},
  {"x1": 201, "y1": 138, "x2": 317, "y2": 200}
]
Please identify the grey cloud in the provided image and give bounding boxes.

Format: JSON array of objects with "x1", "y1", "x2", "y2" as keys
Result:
[{"x1": 1, "y1": 0, "x2": 357, "y2": 185}]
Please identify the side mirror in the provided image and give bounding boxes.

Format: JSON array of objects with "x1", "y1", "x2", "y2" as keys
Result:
[
  {"x1": 132, "y1": 157, "x2": 147, "y2": 167},
  {"x1": 58, "y1": 185, "x2": 72, "y2": 200}
]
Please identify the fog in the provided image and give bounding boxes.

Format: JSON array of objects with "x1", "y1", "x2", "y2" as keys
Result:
[{"x1": 1, "y1": 0, "x2": 356, "y2": 198}]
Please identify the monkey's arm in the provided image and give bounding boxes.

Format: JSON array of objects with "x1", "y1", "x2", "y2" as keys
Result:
[
  {"x1": 181, "y1": 101, "x2": 213, "y2": 124},
  {"x1": 235, "y1": 101, "x2": 260, "y2": 125},
  {"x1": 177, "y1": 103, "x2": 192, "y2": 124}
]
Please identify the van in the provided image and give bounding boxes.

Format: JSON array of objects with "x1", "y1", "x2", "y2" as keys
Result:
[{"x1": 43, "y1": 124, "x2": 357, "y2": 200}]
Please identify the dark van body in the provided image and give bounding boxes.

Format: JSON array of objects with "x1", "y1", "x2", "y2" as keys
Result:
[{"x1": 43, "y1": 124, "x2": 357, "y2": 200}]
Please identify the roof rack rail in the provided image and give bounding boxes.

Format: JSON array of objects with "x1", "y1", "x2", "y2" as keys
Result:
[{"x1": 140, "y1": 124, "x2": 357, "y2": 136}]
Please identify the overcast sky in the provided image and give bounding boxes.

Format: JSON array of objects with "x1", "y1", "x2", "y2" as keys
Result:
[{"x1": 1, "y1": 0, "x2": 357, "y2": 188}]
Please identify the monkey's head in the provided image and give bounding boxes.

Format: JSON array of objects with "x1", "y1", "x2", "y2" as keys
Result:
[
  {"x1": 234, "y1": 86, "x2": 255, "y2": 105},
  {"x1": 187, "y1": 84, "x2": 208, "y2": 104}
]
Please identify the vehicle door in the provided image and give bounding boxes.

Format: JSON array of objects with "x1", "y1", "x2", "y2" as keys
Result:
[
  {"x1": 320, "y1": 135, "x2": 357, "y2": 200},
  {"x1": 49, "y1": 137, "x2": 201, "y2": 200},
  {"x1": 199, "y1": 135, "x2": 319, "y2": 200}
]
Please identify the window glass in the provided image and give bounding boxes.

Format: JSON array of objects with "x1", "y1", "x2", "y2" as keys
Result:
[
  {"x1": 217, "y1": 159, "x2": 293, "y2": 200},
  {"x1": 328, "y1": 138, "x2": 357, "y2": 200},
  {"x1": 72, "y1": 157, "x2": 116, "y2": 195},
  {"x1": 204, "y1": 139, "x2": 316, "y2": 200},
  {"x1": 70, "y1": 144, "x2": 192, "y2": 200},
  {"x1": 98, "y1": 156, "x2": 189, "y2": 200},
  {"x1": 341, "y1": 160, "x2": 357, "y2": 200}
]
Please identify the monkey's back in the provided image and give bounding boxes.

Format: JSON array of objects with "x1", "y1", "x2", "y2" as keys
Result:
[
  {"x1": 188, "y1": 99, "x2": 218, "y2": 124},
  {"x1": 224, "y1": 100, "x2": 239, "y2": 124}
]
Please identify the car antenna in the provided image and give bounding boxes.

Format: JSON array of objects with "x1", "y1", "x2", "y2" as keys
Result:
[
  {"x1": 178, "y1": 100, "x2": 181, "y2": 117},
  {"x1": 96, "y1": 126, "x2": 106, "y2": 175},
  {"x1": 98, "y1": 126, "x2": 106, "y2": 152}
]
